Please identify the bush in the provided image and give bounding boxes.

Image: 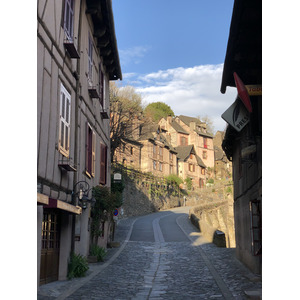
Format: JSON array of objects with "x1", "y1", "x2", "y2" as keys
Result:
[
  {"x1": 68, "y1": 253, "x2": 89, "y2": 279},
  {"x1": 166, "y1": 174, "x2": 183, "y2": 187},
  {"x1": 226, "y1": 186, "x2": 232, "y2": 193},
  {"x1": 185, "y1": 177, "x2": 193, "y2": 190},
  {"x1": 90, "y1": 245, "x2": 107, "y2": 262},
  {"x1": 207, "y1": 178, "x2": 214, "y2": 184}
]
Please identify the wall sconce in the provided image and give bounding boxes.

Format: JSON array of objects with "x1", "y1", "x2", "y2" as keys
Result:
[{"x1": 72, "y1": 181, "x2": 95, "y2": 209}]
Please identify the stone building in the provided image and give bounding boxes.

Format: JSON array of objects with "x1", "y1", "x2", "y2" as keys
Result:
[
  {"x1": 175, "y1": 115, "x2": 215, "y2": 169},
  {"x1": 221, "y1": 0, "x2": 262, "y2": 274},
  {"x1": 175, "y1": 145, "x2": 206, "y2": 189},
  {"x1": 37, "y1": 0, "x2": 121, "y2": 285},
  {"x1": 114, "y1": 122, "x2": 178, "y2": 177},
  {"x1": 213, "y1": 131, "x2": 232, "y2": 179}
]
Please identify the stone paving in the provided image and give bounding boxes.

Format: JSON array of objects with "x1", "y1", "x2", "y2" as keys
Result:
[{"x1": 38, "y1": 209, "x2": 261, "y2": 300}]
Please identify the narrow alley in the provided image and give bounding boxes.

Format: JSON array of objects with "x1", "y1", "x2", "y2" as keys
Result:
[{"x1": 38, "y1": 207, "x2": 261, "y2": 300}]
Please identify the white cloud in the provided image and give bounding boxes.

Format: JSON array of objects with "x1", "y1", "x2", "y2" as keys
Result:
[
  {"x1": 119, "y1": 46, "x2": 149, "y2": 66},
  {"x1": 132, "y1": 64, "x2": 237, "y2": 132}
]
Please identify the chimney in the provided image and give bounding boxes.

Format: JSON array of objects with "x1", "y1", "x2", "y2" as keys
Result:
[
  {"x1": 190, "y1": 121, "x2": 196, "y2": 130},
  {"x1": 167, "y1": 115, "x2": 172, "y2": 123}
]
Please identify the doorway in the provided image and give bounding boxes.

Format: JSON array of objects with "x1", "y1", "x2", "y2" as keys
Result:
[{"x1": 40, "y1": 209, "x2": 60, "y2": 285}]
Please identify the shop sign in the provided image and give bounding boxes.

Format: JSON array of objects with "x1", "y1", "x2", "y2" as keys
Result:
[
  {"x1": 233, "y1": 72, "x2": 252, "y2": 113},
  {"x1": 221, "y1": 98, "x2": 250, "y2": 132},
  {"x1": 245, "y1": 85, "x2": 262, "y2": 96}
]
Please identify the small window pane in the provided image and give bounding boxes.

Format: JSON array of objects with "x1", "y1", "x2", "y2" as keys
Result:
[
  {"x1": 66, "y1": 100, "x2": 70, "y2": 123},
  {"x1": 65, "y1": 126, "x2": 69, "y2": 150},
  {"x1": 60, "y1": 122, "x2": 64, "y2": 147}
]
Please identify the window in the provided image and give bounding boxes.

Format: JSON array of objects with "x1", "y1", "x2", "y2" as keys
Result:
[
  {"x1": 159, "y1": 146, "x2": 163, "y2": 159},
  {"x1": 153, "y1": 144, "x2": 156, "y2": 158},
  {"x1": 59, "y1": 84, "x2": 71, "y2": 157},
  {"x1": 169, "y1": 152, "x2": 173, "y2": 161},
  {"x1": 170, "y1": 165, "x2": 173, "y2": 174},
  {"x1": 153, "y1": 160, "x2": 157, "y2": 170},
  {"x1": 189, "y1": 164, "x2": 195, "y2": 172},
  {"x1": 85, "y1": 123, "x2": 96, "y2": 177},
  {"x1": 130, "y1": 147, "x2": 133, "y2": 155},
  {"x1": 203, "y1": 137, "x2": 208, "y2": 149},
  {"x1": 201, "y1": 167, "x2": 206, "y2": 175},
  {"x1": 64, "y1": 0, "x2": 74, "y2": 40},
  {"x1": 190, "y1": 154, "x2": 193, "y2": 159},
  {"x1": 159, "y1": 162, "x2": 163, "y2": 172},
  {"x1": 203, "y1": 151, "x2": 207, "y2": 159},
  {"x1": 199, "y1": 178, "x2": 204, "y2": 188},
  {"x1": 88, "y1": 33, "x2": 93, "y2": 81},
  {"x1": 100, "y1": 143, "x2": 107, "y2": 185},
  {"x1": 180, "y1": 136, "x2": 188, "y2": 146},
  {"x1": 99, "y1": 66, "x2": 104, "y2": 107}
]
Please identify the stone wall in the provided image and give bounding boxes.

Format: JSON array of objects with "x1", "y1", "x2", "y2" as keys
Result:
[
  {"x1": 189, "y1": 198, "x2": 235, "y2": 248},
  {"x1": 119, "y1": 176, "x2": 183, "y2": 219}
]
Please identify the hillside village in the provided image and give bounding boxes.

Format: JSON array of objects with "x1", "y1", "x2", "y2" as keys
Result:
[{"x1": 113, "y1": 113, "x2": 231, "y2": 191}]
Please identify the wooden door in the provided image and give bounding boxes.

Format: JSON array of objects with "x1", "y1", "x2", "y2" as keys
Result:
[{"x1": 40, "y1": 210, "x2": 60, "y2": 285}]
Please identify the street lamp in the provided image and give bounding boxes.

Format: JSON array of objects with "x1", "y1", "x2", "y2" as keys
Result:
[{"x1": 72, "y1": 181, "x2": 95, "y2": 209}]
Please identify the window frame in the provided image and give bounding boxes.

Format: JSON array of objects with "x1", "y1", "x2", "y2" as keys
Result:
[
  {"x1": 203, "y1": 137, "x2": 208, "y2": 149},
  {"x1": 59, "y1": 83, "x2": 71, "y2": 157},
  {"x1": 153, "y1": 160, "x2": 157, "y2": 170},
  {"x1": 159, "y1": 162, "x2": 163, "y2": 172},
  {"x1": 85, "y1": 123, "x2": 96, "y2": 177},
  {"x1": 100, "y1": 143, "x2": 107, "y2": 185},
  {"x1": 64, "y1": 0, "x2": 74, "y2": 40},
  {"x1": 202, "y1": 151, "x2": 207, "y2": 159},
  {"x1": 88, "y1": 33, "x2": 93, "y2": 81},
  {"x1": 99, "y1": 65, "x2": 104, "y2": 107}
]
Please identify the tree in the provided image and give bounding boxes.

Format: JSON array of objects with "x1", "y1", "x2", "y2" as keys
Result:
[
  {"x1": 197, "y1": 115, "x2": 215, "y2": 135},
  {"x1": 144, "y1": 101, "x2": 174, "y2": 122},
  {"x1": 110, "y1": 83, "x2": 145, "y2": 162}
]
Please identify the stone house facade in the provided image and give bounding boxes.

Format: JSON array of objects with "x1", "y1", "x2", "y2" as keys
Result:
[
  {"x1": 114, "y1": 123, "x2": 178, "y2": 177},
  {"x1": 174, "y1": 115, "x2": 215, "y2": 169},
  {"x1": 37, "y1": 0, "x2": 121, "y2": 285},
  {"x1": 213, "y1": 131, "x2": 232, "y2": 179},
  {"x1": 175, "y1": 145, "x2": 206, "y2": 188}
]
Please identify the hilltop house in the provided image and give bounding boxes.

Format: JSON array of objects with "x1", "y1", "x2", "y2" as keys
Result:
[
  {"x1": 174, "y1": 115, "x2": 214, "y2": 169},
  {"x1": 175, "y1": 145, "x2": 206, "y2": 189},
  {"x1": 114, "y1": 122, "x2": 178, "y2": 177},
  {"x1": 37, "y1": 0, "x2": 121, "y2": 285}
]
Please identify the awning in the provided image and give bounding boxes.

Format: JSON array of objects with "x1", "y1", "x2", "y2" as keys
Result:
[
  {"x1": 37, "y1": 193, "x2": 49, "y2": 205},
  {"x1": 43, "y1": 198, "x2": 82, "y2": 215}
]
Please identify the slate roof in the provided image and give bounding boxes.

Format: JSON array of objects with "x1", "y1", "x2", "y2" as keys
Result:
[
  {"x1": 175, "y1": 145, "x2": 206, "y2": 168},
  {"x1": 170, "y1": 120, "x2": 189, "y2": 134},
  {"x1": 178, "y1": 115, "x2": 203, "y2": 126},
  {"x1": 177, "y1": 115, "x2": 213, "y2": 138},
  {"x1": 137, "y1": 123, "x2": 177, "y2": 153}
]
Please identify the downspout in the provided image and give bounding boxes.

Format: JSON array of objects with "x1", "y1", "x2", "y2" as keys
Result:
[{"x1": 71, "y1": 0, "x2": 83, "y2": 254}]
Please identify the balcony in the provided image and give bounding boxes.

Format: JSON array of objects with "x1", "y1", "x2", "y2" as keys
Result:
[
  {"x1": 63, "y1": 39, "x2": 80, "y2": 59},
  {"x1": 58, "y1": 158, "x2": 77, "y2": 172},
  {"x1": 88, "y1": 86, "x2": 100, "y2": 99},
  {"x1": 101, "y1": 110, "x2": 109, "y2": 119}
]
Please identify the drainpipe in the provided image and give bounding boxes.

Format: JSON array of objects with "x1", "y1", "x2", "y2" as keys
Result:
[{"x1": 71, "y1": 0, "x2": 83, "y2": 254}]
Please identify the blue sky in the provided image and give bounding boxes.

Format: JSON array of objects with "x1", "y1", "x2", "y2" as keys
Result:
[{"x1": 112, "y1": 0, "x2": 237, "y2": 132}]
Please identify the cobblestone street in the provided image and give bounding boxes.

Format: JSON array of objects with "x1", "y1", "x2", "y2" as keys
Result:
[{"x1": 38, "y1": 207, "x2": 261, "y2": 300}]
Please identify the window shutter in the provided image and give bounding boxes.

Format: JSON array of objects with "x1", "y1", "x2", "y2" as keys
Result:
[
  {"x1": 59, "y1": 84, "x2": 71, "y2": 157},
  {"x1": 99, "y1": 66, "x2": 104, "y2": 107},
  {"x1": 91, "y1": 131, "x2": 96, "y2": 177},
  {"x1": 100, "y1": 143, "x2": 107, "y2": 185},
  {"x1": 85, "y1": 122, "x2": 89, "y2": 173}
]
